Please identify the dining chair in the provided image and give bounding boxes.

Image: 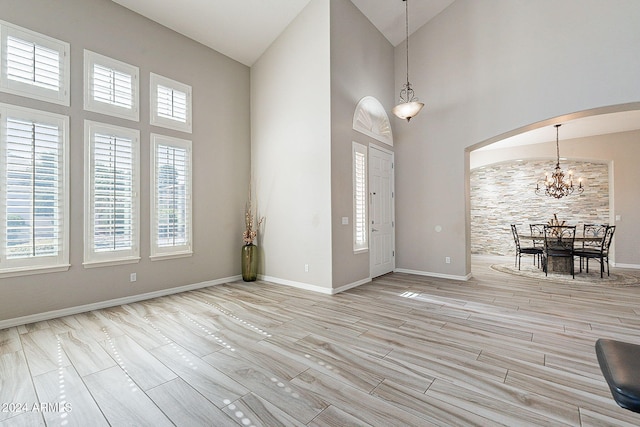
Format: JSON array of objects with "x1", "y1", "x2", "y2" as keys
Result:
[
  {"x1": 543, "y1": 225, "x2": 576, "y2": 278},
  {"x1": 574, "y1": 225, "x2": 616, "y2": 277},
  {"x1": 510, "y1": 224, "x2": 543, "y2": 270},
  {"x1": 529, "y1": 223, "x2": 546, "y2": 268},
  {"x1": 577, "y1": 224, "x2": 607, "y2": 272}
]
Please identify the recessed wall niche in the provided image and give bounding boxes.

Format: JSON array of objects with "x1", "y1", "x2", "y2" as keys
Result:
[{"x1": 470, "y1": 159, "x2": 609, "y2": 256}]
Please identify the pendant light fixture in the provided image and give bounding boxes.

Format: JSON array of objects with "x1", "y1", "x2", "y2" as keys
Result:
[
  {"x1": 535, "y1": 124, "x2": 584, "y2": 199},
  {"x1": 392, "y1": 0, "x2": 424, "y2": 122}
]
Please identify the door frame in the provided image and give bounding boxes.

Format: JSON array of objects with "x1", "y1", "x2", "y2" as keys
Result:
[{"x1": 369, "y1": 143, "x2": 395, "y2": 278}]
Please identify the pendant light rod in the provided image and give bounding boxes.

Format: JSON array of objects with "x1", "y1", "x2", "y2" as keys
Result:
[
  {"x1": 392, "y1": 0, "x2": 424, "y2": 122},
  {"x1": 555, "y1": 124, "x2": 561, "y2": 167},
  {"x1": 404, "y1": 0, "x2": 410, "y2": 87}
]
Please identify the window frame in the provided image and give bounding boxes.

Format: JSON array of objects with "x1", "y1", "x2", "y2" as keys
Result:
[
  {"x1": 150, "y1": 73, "x2": 192, "y2": 133},
  {"x1": 0, "y1": 20, "x2": 70, "y2": 106},
  {"x1": 0, "y1": 103, "x2": 70, "y2": 277},
  {"x1": 352, "y1": 141, "x2": 368, "y2": 253},
  {"x1": 150, "y1": 133, "x2": 193, "y2": 260},
  {"x1": 83, "y1": 120, "x2": 140, "y2": 268},
  {"x1": 84, "y1": 50, "x2": 139, "y2": 121}
]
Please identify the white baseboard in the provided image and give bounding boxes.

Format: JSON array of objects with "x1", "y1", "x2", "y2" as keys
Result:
[
  {"x1": 258, "y1": 275, "x2": 333, "y2": 294},
  {"x1": 333, "y1": 277, "x2": 371, "y2": 293},
  {"x1": 614, "y1": 263, "x2": 640, "y2": 270},
  {"x1": 394, "y1": 268, "x2": 472, "y2": 281},
  {"x1": 0, "y1": 275, "x2": 241, "y2": 330},
  {"x1": 258, "y1": 275, "x2": 371, "y2": 295}
]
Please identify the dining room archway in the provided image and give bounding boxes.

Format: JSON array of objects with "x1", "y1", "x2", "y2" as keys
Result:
[{"x1": 465, "y1": 103, "x2": 640, "y2": 274}]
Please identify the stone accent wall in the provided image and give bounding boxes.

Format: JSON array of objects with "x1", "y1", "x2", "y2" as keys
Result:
[{"x1": 470, "y1": 159, "x2": 609, "y2": 256}]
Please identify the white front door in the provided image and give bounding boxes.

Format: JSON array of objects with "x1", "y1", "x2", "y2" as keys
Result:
[{"x1": 369, "y1": 146, "x2": 394, "y2": 278}]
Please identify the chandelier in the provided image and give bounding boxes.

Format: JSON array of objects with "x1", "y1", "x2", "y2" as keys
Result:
[
  {"x1": 535, "y1": 124, "x2": 584, "y2": 199},
  {"x1": 392, "y1": 0, "x2": 424, "y2": 122}
]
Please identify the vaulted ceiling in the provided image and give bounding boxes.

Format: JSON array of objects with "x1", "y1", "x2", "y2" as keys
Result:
[
  {"x1": 111, "y1": 0, "x2": 455, "y2": 66},
  {"x1": 111, "y1": 0, "x2": 640, "y2": 145}
]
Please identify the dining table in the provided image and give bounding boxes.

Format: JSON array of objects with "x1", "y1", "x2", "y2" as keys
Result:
[
  {"x1": 519, "y1": 235, "x2": 603, "y2": 245},
  {"x1": 519, "y1": 234, "x2": 602, "y2": 274}
]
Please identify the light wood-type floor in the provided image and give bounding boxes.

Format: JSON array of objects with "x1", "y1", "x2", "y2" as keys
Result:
[{"x1": 2, "y1": 256, "x2": 640, "y2": 426}]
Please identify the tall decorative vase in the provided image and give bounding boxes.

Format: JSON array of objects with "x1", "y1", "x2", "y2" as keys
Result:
[{"x1": 241, "y1": 243, "x2": 258, "y2": 282}]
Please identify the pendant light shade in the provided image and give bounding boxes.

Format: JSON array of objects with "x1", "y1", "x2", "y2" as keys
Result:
[
  {"x1": 392, "y1": 100, "x2": 424, "y2": 122},
  {"x1": 393, "y1": 0, "x2": 424, "y2": 122}
]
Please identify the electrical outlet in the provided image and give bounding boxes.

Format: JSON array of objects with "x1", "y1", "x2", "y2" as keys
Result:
[
  {"x1": 130, "y1": 273, "x2": 137, "y2": 282},
  {"x1": 445, "y1": 257, "x2": 451, "y2": 264},
  {"x1": 304, "y1": 264, "x2": 309, "y2": 272}
]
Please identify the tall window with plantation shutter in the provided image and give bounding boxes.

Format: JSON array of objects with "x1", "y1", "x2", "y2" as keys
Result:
[
  {"x1": 150, "y1": 73, "x2": 192, "y2": 133},
  {"x1": 84, "y1": 121, "x2": 140, "y2": 267},
  {"x1": 353, "y1": 142, "x2": 368, "y2": 253},
  {"x1": 150, "y1": 134, "x2": 192, "y2": 259},
  {"x1": 0, "y1": 104, "x2": 69, "y2": 277},
  {"x1": 84, "y1": 50, "x2": 139, "y2": 121},
  {"x1": 0, "y1": 21, "x2": 70, "y2": 106}
]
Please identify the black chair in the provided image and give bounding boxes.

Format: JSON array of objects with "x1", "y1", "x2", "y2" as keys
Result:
[
  {"x1": 574, "y1": 225, "x2": 616, "y2": 278},
  {"x1": 543, "y1": 225, "x2": 576, "y2": 278},
  {"x1": 529, "y1": 223, "x2": 546, "y2": 268},
  {"x1": 577, "y1": 224, "x2": 607, "y2": 271},
  {"x1": 510, "y1": 224, "x2": 543, "y2": 270},
  {"x1": 596, "y1": 338, "x2": 640, "y2": 413}
]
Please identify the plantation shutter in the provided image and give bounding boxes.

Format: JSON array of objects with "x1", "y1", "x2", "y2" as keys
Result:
[
  {"x1": 6, "y1": 36, "x2": 60, "y2": 92},
  {"x1": 92, "y1": 64, "x2": 133, "y2": 109},
  {"x1": 151, "y1": 134, "x2": 192, "y2": 258},
  {"x1": 155, "y1": 144, "x2": 189, "y2": 246},
  {"x1": 1, "y1": 21, "x2": 70, "y2": 105},
  {"x1": 83, "y1": 51, "x2": 139, "y2": 121},
  {"x1": 157, "y1": 85, "x2": 187, "y2": 123},
  {"x1": 92, "y1": 133, "x2": 134, "y2": 252},
  {"x1": 150, "y1": 73, "x2": 191, "y2": 133},
  {"x1": 4, "y1": 116, "x2": 63, "y2": 259},
  {"x1": 353, "y1": 142, "x2": 368, "y2": 252}
]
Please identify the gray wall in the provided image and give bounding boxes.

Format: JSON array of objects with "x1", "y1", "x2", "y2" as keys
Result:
[
  {"x1": 394, "y1": 0, "x2": 640, "y2": 278},
  {"x1": 0, "y1": 0, "x2": 250, "y2": 321},
  {"x1": 251, "y1": 0, "x2": 333, "y2": 290},
  {"x1": 329, "y1": 0, "x2": 395, "y2": 288},
  {"x1": 251, "y1": 0, "x2": 396, "y2": 291}
]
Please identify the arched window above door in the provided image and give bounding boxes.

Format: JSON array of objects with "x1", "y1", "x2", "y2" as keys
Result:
[{"x1": 353, "y1": 96, "x2": 393, "y2": 146}]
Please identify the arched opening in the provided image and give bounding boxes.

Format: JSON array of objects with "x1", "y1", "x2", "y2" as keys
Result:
[{"x1": 465, "y1": 103, "x2": 640, "y2": 275}]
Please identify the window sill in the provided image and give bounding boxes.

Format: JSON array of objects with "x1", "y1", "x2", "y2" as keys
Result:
[
  {"x1": 150, "y1": 118, "x2": 192, "y2": 134},
  {"x1": 150, "y1": 251, "x2": 193, "y2": 261},
  {"x1": 0, "y1": 264, "x2": 70, "y2": 279},
  {"x1": 83, "y1": 257, "x2": 141, "y2": 269}
]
